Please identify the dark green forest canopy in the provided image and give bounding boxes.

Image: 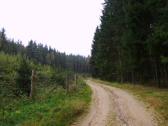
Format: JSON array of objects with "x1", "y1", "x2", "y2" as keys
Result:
[
  {"x1": 91, "y1": 0, "x2": 168, "y2": 87},
  {"x1": 0, "y1": 28, "x2": 90, "y2": 73}
]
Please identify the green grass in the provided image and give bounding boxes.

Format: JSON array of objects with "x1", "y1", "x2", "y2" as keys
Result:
[
  {"x1": 92, "y1": 79, "x2": 168, "y2": 126},
  {"x1": 0, "y1": 80, "x2": 91, "y2": 126},
  {"x1": 0, "y1": 52, "x2": 92, "y2": 126}
]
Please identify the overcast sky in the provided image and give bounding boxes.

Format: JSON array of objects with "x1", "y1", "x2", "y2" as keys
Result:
[{"x1": 0, "y1": 0, "x2": 104, "y2": 56}]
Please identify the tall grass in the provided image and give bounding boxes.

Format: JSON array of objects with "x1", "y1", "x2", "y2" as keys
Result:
[
  {"x1": 0, "y1": 79, "x2": 91, "y2": 126},
  {"x1": 0, "y1": 52, "x2": 92, "y2": 126}
]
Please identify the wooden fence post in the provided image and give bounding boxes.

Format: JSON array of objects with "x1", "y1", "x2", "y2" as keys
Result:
[
  {"x1": 74, "y1": 74, "x2": 77, "y2": 88},
  {"x1": 66, "y1": 74, "x2": 69, "y2": 93},
  {"x1": 30, "y1": 70, "x2": 36, "y2": 100}
]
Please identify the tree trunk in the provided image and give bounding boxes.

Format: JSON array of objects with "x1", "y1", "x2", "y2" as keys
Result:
[
  {"x1": 164, "y1": 64, "x2": 168, "y2": 87},
  {"x1": 131, "y1": 71, "x2": 135, "y2": 84},
  {"x1": 154, "y1": 60, "x2": 161, "y2": 87},
  {"x1": 118, "y1": 48, "x2": 123, "y2": 83}
]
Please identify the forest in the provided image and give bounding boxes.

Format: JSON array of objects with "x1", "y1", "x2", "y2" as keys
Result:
[
  {"x1": 0, "y1": 28, "x2": 91, "y2": 126},
  {"x1": 1, "y1": 0, "x2": 168, "y2": 125},
  {"x1": 91, "y1": 0, "x2": 168, "y2": 87},
  {"x1": 0, "y1": 28, "x2": 90, "y2": 73}
]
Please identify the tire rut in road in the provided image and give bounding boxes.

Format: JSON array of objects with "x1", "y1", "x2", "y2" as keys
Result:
[{"x1": 72, "y1": 80, "x2": 157, "y2": 126}]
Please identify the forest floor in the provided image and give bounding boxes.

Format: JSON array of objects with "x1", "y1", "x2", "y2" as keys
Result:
[{"x1": 72, "y1": 79, "x2": 158, "y2": 126}]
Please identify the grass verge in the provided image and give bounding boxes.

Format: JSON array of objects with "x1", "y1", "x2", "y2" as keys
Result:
[
  {"x1": 0, "y1": 79, "x2": 91, "y2": 126},
  {"x1": 92, "y1": 79, "x2": 168, "y2": 126}
]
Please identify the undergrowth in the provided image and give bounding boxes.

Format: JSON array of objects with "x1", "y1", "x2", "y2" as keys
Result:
[{"x1": 0, "y1": 79, "x2": 91, "y2": 126}]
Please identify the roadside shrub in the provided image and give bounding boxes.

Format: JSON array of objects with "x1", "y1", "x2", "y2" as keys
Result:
[
  {"x1": 15, "y1": 57, "x2": 32, "y2": 96},
  {"x1": 50, "y1": 70, "x2": 69, "y2": 89}
]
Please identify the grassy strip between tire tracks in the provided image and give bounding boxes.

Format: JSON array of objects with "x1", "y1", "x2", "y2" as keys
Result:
[{"x1": 92, "y1": 79, "x2": 168, "y2": 126}]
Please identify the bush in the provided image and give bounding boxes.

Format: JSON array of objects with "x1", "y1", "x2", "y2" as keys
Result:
[
  {"x1": 51, "y1": 72, "x2": 66, "y2": 87},
  {"x1": 15, "y1": 57, "x2": 32, "y2": 96}
]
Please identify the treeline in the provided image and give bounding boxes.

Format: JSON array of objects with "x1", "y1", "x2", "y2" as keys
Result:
[
  {"x1": 0, "y1": 28, "x2": 90, "y2": 73},
  {"x1": 0, "y1": 52, "x2": 91, "y2": 126},
  {"x1": 0, "y1": 52, "x2": 77, "y2": 97},
  {"x1": 91, "y1": 0, "x2": 168, "y2": 87}
]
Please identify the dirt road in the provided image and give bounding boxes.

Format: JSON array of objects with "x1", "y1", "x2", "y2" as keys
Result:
[{"x1": 72, "y1": 80, "x2": 157, "y2": 126}]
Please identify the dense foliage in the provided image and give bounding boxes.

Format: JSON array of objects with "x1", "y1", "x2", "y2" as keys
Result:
[
  {"x1": 91, "y1": 0, "x2": 168, "y2": 87},
  {"x1": 0, "y1": 52, "x2": 91, "y2": 126},
  {"x1": 0, "y1": 52, "x2": 82, "y2": 98},
  {"x1": 0, "y1": 28, "x2": 90, "y2": 73},
  {"x1": 15, "y1": 57, "x2": 32, "y2": 96},
  {"x1": 0, "y1": 25, "x2": 91, "y2": 125}
]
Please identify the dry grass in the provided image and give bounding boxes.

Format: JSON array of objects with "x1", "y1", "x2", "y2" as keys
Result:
[{"x1": 92, "y1": 79, "x2": 168, "y2": 126}]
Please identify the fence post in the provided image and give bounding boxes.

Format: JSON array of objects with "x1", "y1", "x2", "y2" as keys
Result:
[
  {"x1": 30, "y1": 70, "x2": 36, "y2": 100},
  {"x1": 74, "y1": 74, "x2": 77, "y2": 88},
  {"x1": 66, "y1": 74, "x2": 69, "y2": 93}
]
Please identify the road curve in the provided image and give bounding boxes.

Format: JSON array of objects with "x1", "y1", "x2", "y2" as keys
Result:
[{"x1": 72, "y1": 80, "x2": 157, "y2": 126}]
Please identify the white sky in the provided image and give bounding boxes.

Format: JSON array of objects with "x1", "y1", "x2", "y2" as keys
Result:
[{"x1": 0, "y1": 0, "x2": 104, "y2": 56}]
